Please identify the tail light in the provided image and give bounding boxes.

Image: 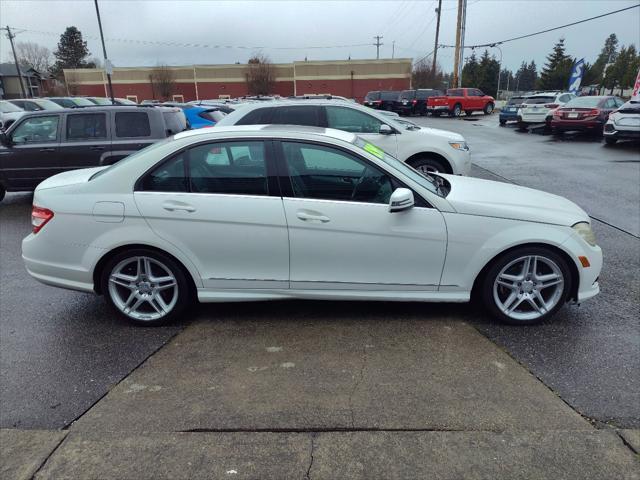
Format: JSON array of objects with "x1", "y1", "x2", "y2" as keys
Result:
[
  {"x1": 412, "y1": 99, "x2": 417, "y2": 105},
  {"x1": 373, "y1": 100, "x2": 382, "y2": 104},
  {"x1": 585, "y1": 108, "x2": 601, "y2": 117},
  {"x1": 32, "y1": 206, "x2": 54, "y2": 234},
  {"x1": 544, "y1": 103, "x2": 559, "y2": 109},
  {"x1": 553, "y1": 111, "x2": 562, "y2": 119}
]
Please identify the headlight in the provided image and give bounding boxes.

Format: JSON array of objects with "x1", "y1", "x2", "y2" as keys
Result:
[
  {"x1": 449, "y1": 141, "x2": 469, "y2": 151},
  {"x1": 572, "y1": 222, "x2": 597, "y2": 246}
]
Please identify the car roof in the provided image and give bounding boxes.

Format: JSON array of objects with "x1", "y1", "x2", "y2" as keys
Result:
[
  {"x1": 11, "y1": 105, "x2": 182, "y2": 116},
  {"x1": 173, "y1": 124, "x2": 357, "y2": 144}
]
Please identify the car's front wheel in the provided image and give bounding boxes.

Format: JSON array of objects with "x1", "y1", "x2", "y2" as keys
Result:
[
  {"x1": 409, "y1": 156, "x2": 448, "y2": 175},
  {"x1": 604, "y1": 137, "x2": 617, "y2": 145},
  {"x1": 450, "y1": 104, "x2": 462, "y2": 117},
  {"x1": 482, "y1": 247, "x2": 571, "y2": 325},
  {"x1": 101, "y1": 249, "x2": 192, "y2": 326},
  {"x1": 483, "y1": 102, "x2": 494, "y2": 115}
]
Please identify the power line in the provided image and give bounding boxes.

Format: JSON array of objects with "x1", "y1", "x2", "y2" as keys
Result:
[
  {"x1": 12, "y1": 27, "x2": 374, "y2": 51},
  {"x1": 440, "y1": 4, "x2": 640, "y2": 49}
]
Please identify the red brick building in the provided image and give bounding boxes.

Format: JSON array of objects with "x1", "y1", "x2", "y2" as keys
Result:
[{"x1": 64, "y1": 58, "x2": 412, "y2": 103}]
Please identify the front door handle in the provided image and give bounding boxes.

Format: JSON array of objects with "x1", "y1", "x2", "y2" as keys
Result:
[
  {"x1": 162, "y1": 201, "x2": 196, "y2": 213},
  {"x1": 297, "y1": 210, "x2": 330, "y2": 223},
  {"x1": 39, "y1": 148, "x2": 55, "y2": 152}
]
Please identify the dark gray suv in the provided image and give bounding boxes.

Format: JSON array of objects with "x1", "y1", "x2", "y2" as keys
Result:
[{"x1": 0, "y1": 106, "x2": 186, "y2": 200}]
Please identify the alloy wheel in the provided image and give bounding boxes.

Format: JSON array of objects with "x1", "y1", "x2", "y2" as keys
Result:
[
  {"x1": 107, "y1": 256, "x2": 179, "y2": 321},
  {"x1": 493, "y1": 255, "x2": 564, "y2": 322}
]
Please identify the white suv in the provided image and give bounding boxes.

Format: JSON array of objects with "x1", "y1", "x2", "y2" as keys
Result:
[
  {"x1": 215, "y1": 100, "x2": 471, "y2": 175},
  {"x1": 518, "y1": 92, "x2": 575, "y2": 128},
  {"x1": 603, "y1": 99, "x2": 640, "y2": 145}
]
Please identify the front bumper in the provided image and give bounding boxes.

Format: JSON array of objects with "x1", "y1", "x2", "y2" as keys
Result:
[{"x1": 561, "y1": 232, "x2": 603, "y2": 304}]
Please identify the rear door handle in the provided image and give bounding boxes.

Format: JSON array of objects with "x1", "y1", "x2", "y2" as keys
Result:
[
  {"x1": 162, "y1": 201, "x2": 196, "y2": 213},
  {"x1": 39, "y1": 148, "x2": 56, "y2": 152},
  {"x1": 89, "y1": 146, "x2": 106, "y2": 151},
  {"x1": 297, "y1": 211, "x2": 330, "y2": 223}
]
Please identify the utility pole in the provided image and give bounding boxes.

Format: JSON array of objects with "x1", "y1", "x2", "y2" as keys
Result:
[
  {"x1": 457, "y1": 0, "x2": 467, "y2": 87},
  {"x1": 374, "y1": 35, "x2": 383, "y2": 60},
  {"x1": 392, "y1": 40, "x2": 395, "y2": 59},
  {"x1": 5, "y1": 26, "x2": 28, "y2": 98},
  {"x1": 452, "y1": 0, "x2": 463, "y2": 88},
  {"x1": 432, "y1": 0, "x2": 442, "y2": 75},
  {"x1": 94, "y1": 0, "x2": 115, "y2": 103}
]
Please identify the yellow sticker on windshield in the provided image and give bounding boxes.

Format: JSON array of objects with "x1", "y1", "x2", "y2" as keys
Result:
[{"x1": 363, "y1": 142, "x2": 384, "y2": 159}]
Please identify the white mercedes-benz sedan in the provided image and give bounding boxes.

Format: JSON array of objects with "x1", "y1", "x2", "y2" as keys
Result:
[{"x1": 22, "y1": 125, "x2": 602, "y2": 326}]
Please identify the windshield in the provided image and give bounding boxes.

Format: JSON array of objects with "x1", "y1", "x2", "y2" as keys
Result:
[
  {"x1": 353, "y1": 137, "x2": 440, "y2": 196},
  {"x1": 564, "y1": 96, "x2": 602, "y2": 108},
  {"x1": 524, "y1": 96, "x2": 555, "y2": 105},
  {"x1": 35, "y1": 99, "x2": 63, "y2": 110},
  {"x1": 89, "y1": 97, "x2": 113, "y2": 105},
  {"x1": 0, "y1": 101, "x2": 23, "y2": 113},
  {"x1": 618, "y1": 100, "x2": 640, "y2": 113},
  {"x1": 71, "y1": 97, "x2": 96, "y2": 106},
  {"x1": 90, "y1": 137, "x2": 174, "y2": 181}
]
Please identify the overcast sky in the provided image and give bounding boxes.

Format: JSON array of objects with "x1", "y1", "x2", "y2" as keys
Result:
[{"x1": 1, "y1": 0, "x2": 639, "y2": 73}]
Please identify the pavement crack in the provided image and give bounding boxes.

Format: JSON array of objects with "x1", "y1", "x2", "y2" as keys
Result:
[
  {"x1": 305, "y1": 432, "x2": 316, "y2": 480},
  {"x1": 30, "y1": 431, "x2": 68, "y2": 480},
  {"x1": 616, "y1": 430, "x2": 639, "y2": 454}
]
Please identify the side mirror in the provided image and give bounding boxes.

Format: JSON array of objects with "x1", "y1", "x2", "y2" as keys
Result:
[
  {"x1": 0, "y1": 132, "x2": 10, "y2": 147},
  {"x1": 389, "y1": 188, "x2": 414, "y2": 213},
  {"x1": 379, "y1": 124, "x2": 394, "y2": 135}
]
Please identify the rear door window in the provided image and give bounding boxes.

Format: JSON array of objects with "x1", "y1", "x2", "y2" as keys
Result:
[
  {"x1": 271, "y1": 106, "x2": 322, "y2": 126},
  {"x1": 235, "y1": 108, "x2": 273, "y2": 125},
  {"x1": 139, "y1": 153, "x2": 188, "y2": 192},
  {"x1": 66, "y1": 113, "x2": 107, "y2": 140},
  {"x1": 447, "y1": 89, "x2": 463, "y2": 96},
  {"x1": 399, "y1": 90, "x2": 415, "y2": 100},
  {"x1": 115, "y1": 112, "x2": 151, "y2": 138}
]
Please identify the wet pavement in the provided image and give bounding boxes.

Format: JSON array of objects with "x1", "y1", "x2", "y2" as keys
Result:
[{"x1": 0, "y1": 112, "x2": 638, "y2": 434}]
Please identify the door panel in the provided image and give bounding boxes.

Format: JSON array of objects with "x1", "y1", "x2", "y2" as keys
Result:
[
  {"x1": 134, "y1": 139, "x2": 289, "y2": 289},
  {"x1": 0, "y1": 114, "x2": 61, "y2": 189},
  {"x1": 59, "y1": 112, "x2": 112, "y2": 171},
  {"x1": 283, "y1": 198, "x2": 447, "y2": 289}
]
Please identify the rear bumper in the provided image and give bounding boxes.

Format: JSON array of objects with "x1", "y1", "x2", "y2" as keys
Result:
[
  {"x1": 603, "y1": 124, "x2": 640, "y2": 139},
  {"x1": 550, "y1": 119, "x2": 604, "y2": 130},
  {"x1": 499, "y1": 111, "x2": 519, "y2": 121},
  {"x1": 22, "y1": 254, "x2": 94, "y2": 292},
  {"x1": 427, "y1": 105, "x2": 449, "y2": 112}
]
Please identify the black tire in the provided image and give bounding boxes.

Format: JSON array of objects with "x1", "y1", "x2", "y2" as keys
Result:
[
  {"x1": 483, "y1": 102, "x2": 494, "y2": 115},
  {"x1": 0, "y1": 185, "x2": 5, "y2": 203},
  {"x1": 432, "y1": 112, "x2": 440, "y2": 117},
  {"x1": 605, "y1": 137, "x2": 617, "y2": 145},
  {"x1": 517, "y1": 122, "x2": 528, "y2": 131},
  {"x1": 552, "y1": 129, "x2": 563, "y2": 136},
  {"x1": 409, "y1": 156, "x2": 448, "y2": 174},
  {"x1": 100, "y1": 248, "x2": 192, "y2": 326},
  {"x1": 499, "y1": 120, "x2": 506, "y2": 126},
  {"x1": 450, "y1": 104, "x2": 462, "y2": 117},
  {"x1": 481, "y1": 246, "x2": 572, "y2": 326},
  {"x1": 465, "y1": 110, "x2": 473, "y2": 116}
]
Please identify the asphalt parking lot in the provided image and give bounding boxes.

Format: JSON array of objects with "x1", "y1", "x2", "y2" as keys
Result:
[{"x1": 1, "y1": 113, "x2": 639, "y2": 477}]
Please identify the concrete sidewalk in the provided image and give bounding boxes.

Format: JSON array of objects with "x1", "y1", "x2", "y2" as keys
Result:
[{"x1": 2, "y1": 305, "x2": 639, "y2": 478}]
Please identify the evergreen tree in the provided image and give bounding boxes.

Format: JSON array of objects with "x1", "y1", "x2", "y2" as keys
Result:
[
  {"x1": 537, "y1": 38, "x2": 573, "y2": 90},
  {"x1": 52, "y1": 26, "x2": 91, "y2": 78},
  {"x1": 606, "y1": 44, "x2": 640, "y2": 94},
  {"x1": 477, "y1": 49, "x2": 500, "y2": 97},
  {"x1": 620, "y1": 45, "x2": 639, "y2": 91},
  {"x1": 514, "y1": 60, "x2": 537, "y2": 91},
  {"x1": 590, "y1": 34, "x2": 619, "y2": 86},
  {"x1": 461, "y1": 52, "x2": 480, "y2": 87}
]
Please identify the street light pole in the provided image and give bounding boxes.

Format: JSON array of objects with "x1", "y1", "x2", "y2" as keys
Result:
[
  {"x1": 94, "y1": 0, "x2": 115, "y2": 103},
  {"x1": 492, "y1": 44, "x2": 503, "y2": 99}
]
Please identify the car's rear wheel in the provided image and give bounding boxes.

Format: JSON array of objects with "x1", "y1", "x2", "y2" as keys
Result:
[
  {"x1": 483, "y1": 102, "x2": 494, "y2": 115},
  {"x1": 604, "y1": 137, "x2": 617, "y2": 145},
  {"x1": 0, "y1": 185, "x2": 5, "y2": 202},
  {"x1": 482, "y1": 247, "x2": 571, "y2": 325},
  {"x1": 409, "y1": 156, "x2": 448, "y2": 175},
  {"x1": 101, "y1": 249, "x2": 191, "y2": 326},
  {"x1": 499, "y1": 120, "x2": 506, "y2": 126}
]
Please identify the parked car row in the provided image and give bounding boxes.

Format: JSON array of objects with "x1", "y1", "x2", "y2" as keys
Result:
[{"x1": 498, "y1": 92, "x2": 637, "y2": 143}]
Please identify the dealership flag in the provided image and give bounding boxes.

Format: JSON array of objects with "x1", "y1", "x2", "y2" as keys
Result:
[
  {"x1": 632, "y1": 67, "x2": 640, "y2": 100},
  {"x1": 567, "y1": 58, "x2": 585, "y2": 94}
]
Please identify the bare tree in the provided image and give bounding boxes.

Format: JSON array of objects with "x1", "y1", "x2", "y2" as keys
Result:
[
  {"x1": 150, "y1": 65, "x2": 176, "y2": 100},
  {"x1": 16, "y1": 41, "x2": 52, "y2": 73},
  {"x1": 246, "y1": 53, "x2": 275, "y2": 95},
  {"x1": 64, "y1": 71, "x2": 80, "y2": 95},
  {"x1": 412, "y1": 59, "x2": 445, "y2": 89}
]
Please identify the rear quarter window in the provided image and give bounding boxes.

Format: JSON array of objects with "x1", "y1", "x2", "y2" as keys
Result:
[
  {"x1": 235, "y1": 108, "x2": 273, "y2": 125},
  {"x1": 115, "y1": 112, "x2": 151, "y2": 137},
  {"x1": 162, "y1": 111, "x2": 187, "y2": 135}
]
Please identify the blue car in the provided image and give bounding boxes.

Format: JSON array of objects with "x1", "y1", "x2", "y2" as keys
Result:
[
  {"x1": 162, "y1": 103, "x2": 226, "y2": 129},
  {"x1": 499, "y1": 95, "x2": 528, "y2": 125}
]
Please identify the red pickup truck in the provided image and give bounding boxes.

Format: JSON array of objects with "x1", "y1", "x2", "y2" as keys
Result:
[{"x1": 427, "y1": 88, "x2": 495, "y2": 117}]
